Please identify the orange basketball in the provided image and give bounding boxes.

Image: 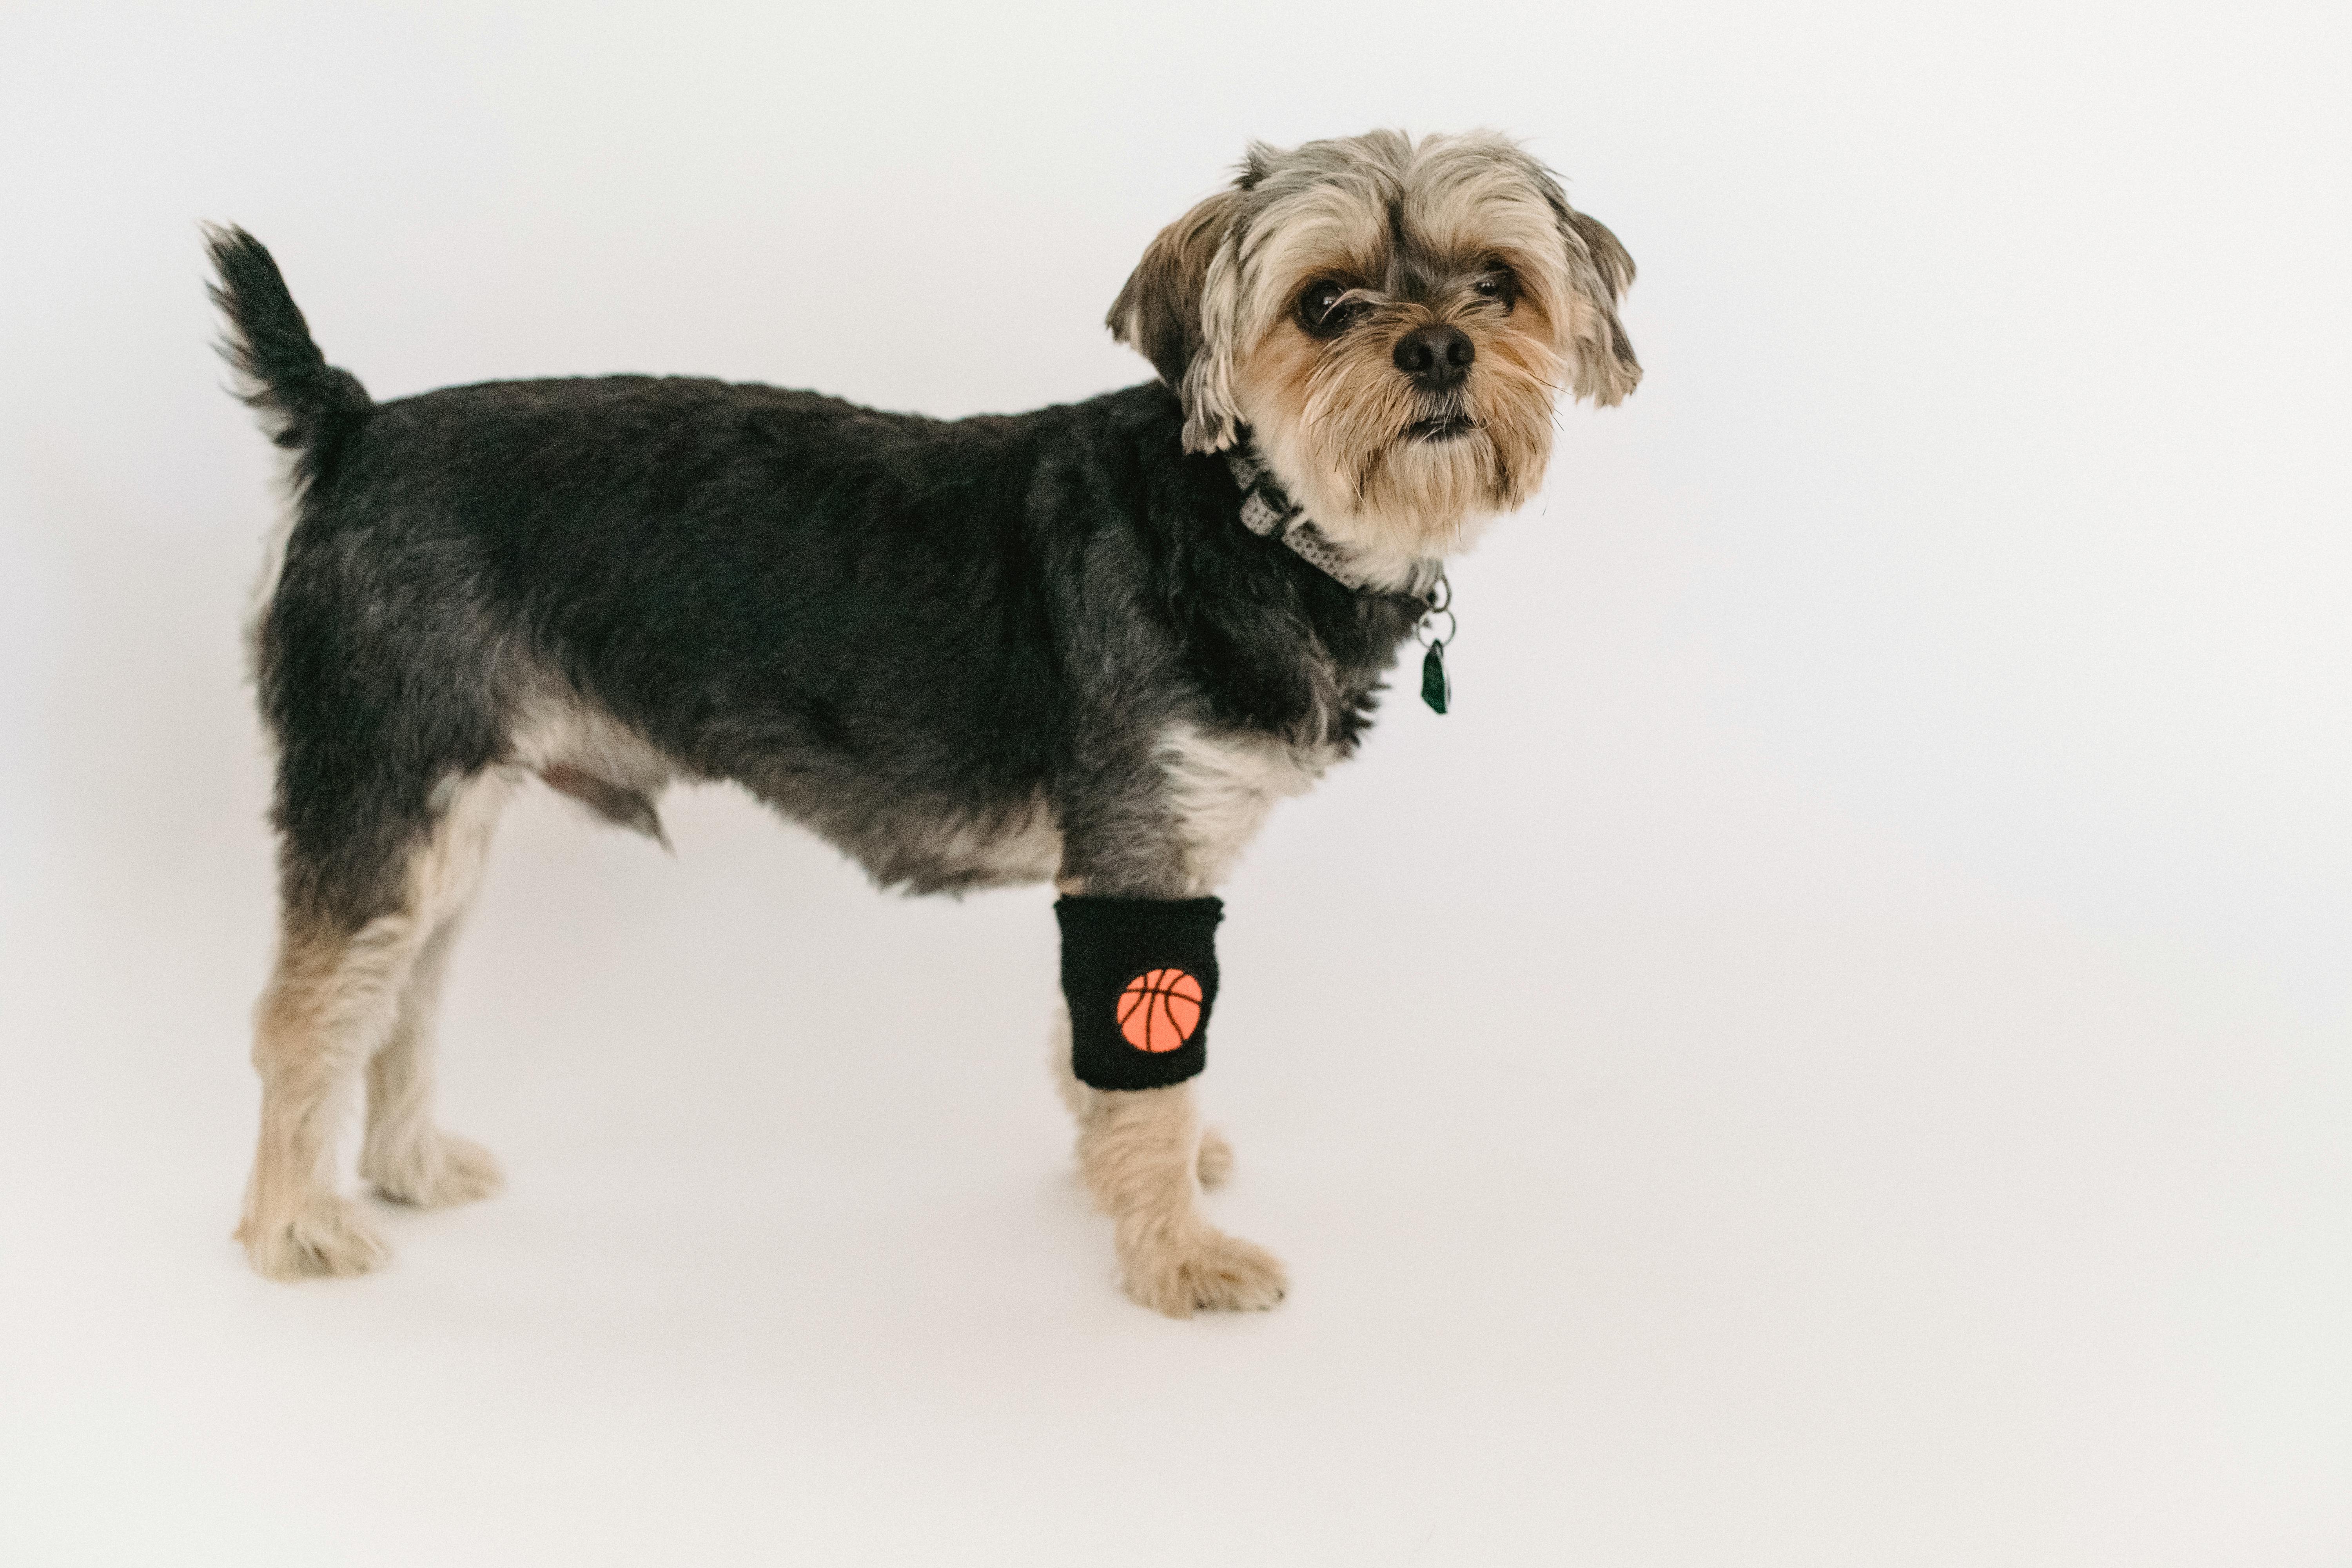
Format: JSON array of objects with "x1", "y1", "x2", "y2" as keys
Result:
[{"x1": 1116, "y1": 967, "x2": 1204, "y2": 1053}]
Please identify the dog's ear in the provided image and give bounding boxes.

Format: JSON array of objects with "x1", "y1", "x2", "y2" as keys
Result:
[
  {"x1": 1108, "y1": 189, "x2": 1246, "y2": 449},
  {"x1": 1545, "y1": 194, "x2": 1642, "y2": 407}
]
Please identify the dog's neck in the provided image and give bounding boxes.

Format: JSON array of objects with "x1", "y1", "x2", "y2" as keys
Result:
[{"x1": 1226, "y1": 442, "x2": 1445, "y2": 601}]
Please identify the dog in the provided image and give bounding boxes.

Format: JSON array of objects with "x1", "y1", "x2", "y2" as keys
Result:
[{"x1": 210, "y1": 128, "x2": 1638, "y2": 1315}]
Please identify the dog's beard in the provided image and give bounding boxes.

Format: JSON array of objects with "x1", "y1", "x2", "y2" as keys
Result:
[{"x1": 1236, "y1": 312, "x2": 1564, "y2": 564}]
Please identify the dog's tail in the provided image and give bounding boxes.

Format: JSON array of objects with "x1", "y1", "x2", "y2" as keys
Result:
[{"x1": 203, "y1": 224, "x2": 372, "y2": 464}]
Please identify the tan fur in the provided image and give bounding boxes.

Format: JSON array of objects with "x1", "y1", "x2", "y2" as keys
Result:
[
  {"x1": 357, "y1": 917, "x2": 504, "y2": 1209},
  {"x1": 1158, "y1": 720, "x2": 1332, "y2": 892},
  {"x1": 1113, "y1": 129, "x2": 1639, "y2": 578},
  {"x1": 1232, "y1": 281, "x2": 1566, "y2": 577},
  {"x1": 237, "y1": 770, "x2": 510, "y2": 1279},
  {"x1": 1049, "y1": 1005, "x2": 1270, "y2": 1316},
  {"x1": 510, "y1": 683, "x2": 673, "y2": 813},
  {"x1": 1106, "y1": 190, "x2": 1247, "y2": 398}
]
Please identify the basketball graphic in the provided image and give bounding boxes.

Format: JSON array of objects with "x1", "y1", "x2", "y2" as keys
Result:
[{"x1": 1116, "y1": 967, "x2": 1205, "y2": 1053}]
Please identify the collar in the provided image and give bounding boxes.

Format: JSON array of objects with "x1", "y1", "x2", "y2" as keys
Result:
[{"x1": 1226, "y1": 443, "x2": 1445, "y2": 603}]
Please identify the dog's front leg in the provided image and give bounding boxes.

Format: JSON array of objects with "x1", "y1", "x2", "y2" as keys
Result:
[
  {"x1": 1051, "y1": 723, "x2": 1307, "y2": 1314},
  {"x1": 1049, "y1": 1001, "x2": 1274, "y2": 1316},
  {"x1": 1051, "y1": 1001, "x2": 1287, "y2": 1316}
]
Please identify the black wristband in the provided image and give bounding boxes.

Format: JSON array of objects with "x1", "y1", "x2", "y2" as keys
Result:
[{"x1": 1056, "y1": 895, "x2": 1223, "y2": 1091}]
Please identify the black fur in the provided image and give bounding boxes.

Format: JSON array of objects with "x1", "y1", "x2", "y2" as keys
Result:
[
  {"x1": 204, "y1": 226, "x2": 371, "y2": 470},
  {"x1": 209, "y1": 229, "x2": 1423, "y2": 934}
]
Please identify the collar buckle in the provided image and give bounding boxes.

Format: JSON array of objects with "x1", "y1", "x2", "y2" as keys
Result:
[{"x1": 1226, "y1": 444, "x2": 1441, "y2": 597}]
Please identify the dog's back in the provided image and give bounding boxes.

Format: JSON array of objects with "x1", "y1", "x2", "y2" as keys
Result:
[{"x1": 206, "y1": 229, "x2": 1299, "y2": 928}]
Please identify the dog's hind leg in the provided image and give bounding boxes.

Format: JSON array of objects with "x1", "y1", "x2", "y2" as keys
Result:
[
  {"x1": 240, "y1": 915, "x2": 414, "y2": 1279},
  {"x1": 358, "y1": 776, "x2": 508, "y2": 1211},
  {"x1": 238, "y1": 769, "x2": 510, "y2": 1279}
]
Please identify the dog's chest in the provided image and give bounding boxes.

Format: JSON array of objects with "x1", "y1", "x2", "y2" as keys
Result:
[{"x1": 1159, "y1": 721, "x2": 1340, "y2": 890}]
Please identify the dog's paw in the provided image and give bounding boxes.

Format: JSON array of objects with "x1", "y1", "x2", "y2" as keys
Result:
[
  {"x1": 1196, "y1": 1125, "x2": 1234, "y2": 1190},
  {"x1": 1119, "y1": 1224, "x2": 1288, "y2": 1318},
  {"x1": 237, "y1": 1194, "x2": 389, "y2": 1281},
  {"x1": 362, "y1": 1130, "x2": 505, "y2": 1210}
]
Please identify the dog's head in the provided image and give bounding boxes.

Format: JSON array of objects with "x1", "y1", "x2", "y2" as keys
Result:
[{"x1": 1111, "y1": 130, "x2": 1639, "y2": 564}]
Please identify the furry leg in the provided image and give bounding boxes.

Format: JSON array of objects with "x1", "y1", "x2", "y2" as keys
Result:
[
  {"x1": 358, "y1": 916, "x2": 503, "y2": 1209},
  {"x1": 1049, "y1": 1004, "x2": 1278, "y2": 1316},
  {"x1": 1050, "y1": 1009, "x2": 1233, "y2": 1189},
  {"x1": 237, "y1": 913, "x2": 416, "y2": 1278},
  {"x1": 238, "y1": 770, "x2": 509, "y2": 1279}
]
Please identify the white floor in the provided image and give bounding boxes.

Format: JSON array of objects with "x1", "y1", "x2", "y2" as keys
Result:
[{"x1": 5, "y1": 671, "x2": 2345, "y2": 1564}]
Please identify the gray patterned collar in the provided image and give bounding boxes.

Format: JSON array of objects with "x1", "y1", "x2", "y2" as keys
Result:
[{"x1": 1226, "y1": 443, "x2": 1445, "y2": 602}]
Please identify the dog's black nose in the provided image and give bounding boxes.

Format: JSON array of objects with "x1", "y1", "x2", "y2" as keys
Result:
[{"x1": 1392, "y1": 324, "x2": 1474, "y2": 389}]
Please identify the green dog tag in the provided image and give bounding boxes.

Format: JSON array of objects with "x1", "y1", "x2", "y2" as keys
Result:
[{"x1": 1421, "y1": 641, "x2": 1450, "y2": 714}]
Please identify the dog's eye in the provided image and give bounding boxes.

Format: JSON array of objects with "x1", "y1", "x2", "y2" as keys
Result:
[
  {"x1": 1472, "y1": 267, "x2": 1519, "y2": 310},
  {"x1": 1297, "y1": 280, "x2": 1356, "y2": 337}
]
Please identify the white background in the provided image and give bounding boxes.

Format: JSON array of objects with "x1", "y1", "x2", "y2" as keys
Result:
[{"x1": 3, "y1": 2, "x2": 2346, "y2": 1563}]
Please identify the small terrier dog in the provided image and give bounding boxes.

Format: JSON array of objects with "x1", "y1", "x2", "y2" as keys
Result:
[{"x1": 211, "y1": 129, "x2": 1638, "y2": 1315}]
